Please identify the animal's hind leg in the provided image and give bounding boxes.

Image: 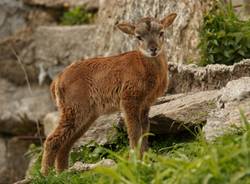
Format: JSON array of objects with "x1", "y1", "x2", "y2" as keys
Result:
[
  {"x1": 41, "y1": 108, "x2": 77, "y2": 176},
  {"x1": 55, "y1": 115, "x2": 97, "y2": 173}
]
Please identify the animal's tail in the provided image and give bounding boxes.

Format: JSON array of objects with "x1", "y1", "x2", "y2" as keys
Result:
[
  {"x1": 50, "y1": 79, "x2": 57, "y2": 106},
  {"x1": 50, "y1": 74, "x2": 65, "y2": 107}
]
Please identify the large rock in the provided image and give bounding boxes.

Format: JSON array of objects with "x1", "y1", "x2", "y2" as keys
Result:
[
  {"x1": 0, "y1": 79, "x2": 54, "y2": 135},
  {"x1": 0, "y1": 78, "x2": 54, "y2": 183},
  {"x1": 78, "y1": 114, "x2": 119, "y2": 145},
  {"x1": 203, "y1": 77, "x2": 250, "y2": 141},
  {"x1": 168, "y1": 59, "x2": 250, "y2": 93},
  {"x1": 0, "y1": 0, "x2": 27, "y2": 39},
  {"x1": 0, "y1": 137, "x2": 32, "y2": 184},
  {"x1": 0, "y1": 1, "x2": 63, "y2": 86},
  {"x1": 34, "y1": 25, "x2": 96, "y2": 81},
  {"x1": 0, "y1": 29, "x2": 38, "y2": 85},
  {"x1": 43, "y1": 112, "x2": 119, "y2": 146},
  {"x1": 2, "y1": 25, "x2": 97, "y2": 86},
  {"x1": 0, "y1": 0, "x2": 58, "y2": 40},
  {"x1": 149, "y1": 90, "x2": 218, "y2": 134},
  {"x1": 69, "y1": 159, "x2": 116, "y2": 172},
  {"x1": 91, "y1": 0, "x2": 212, "y2": 64}
]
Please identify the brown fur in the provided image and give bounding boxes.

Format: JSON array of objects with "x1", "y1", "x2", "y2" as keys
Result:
[{"x1": 41, "y1": 13, "x2": 177, "y2": 175}]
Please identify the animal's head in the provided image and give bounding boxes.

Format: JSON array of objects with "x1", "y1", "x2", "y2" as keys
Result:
[{"x1": 117, "y1": 13, "x2": 177, "y2": 57}]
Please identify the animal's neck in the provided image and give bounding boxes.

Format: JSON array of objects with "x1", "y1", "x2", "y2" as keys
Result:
[
  {"x1": 138, "y1": 50, "x2": 167, "y2": 70},
  {"x1": 150, "y1": 51, "x2": 166, "y2": 64}
]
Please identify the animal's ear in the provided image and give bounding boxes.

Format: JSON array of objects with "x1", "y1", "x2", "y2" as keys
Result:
[
  {"x1": 160, "y1": 13, "x2": 177, "y2": 28},
  {"x1": 116, "y1": 22, "x2": 135, "y2": 35}
]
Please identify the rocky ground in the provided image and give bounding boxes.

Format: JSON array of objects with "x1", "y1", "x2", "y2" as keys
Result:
[{"x1": 0, "y1": 0, "x2": 250, "y2": 183}]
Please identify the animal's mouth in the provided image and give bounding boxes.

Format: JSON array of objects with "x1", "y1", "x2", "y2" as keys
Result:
[
  {"x1": 139, "y1": 47, "x2": 160, "y2": 58},
  {"x1": 150, "y1": 52, "x2": 158, "y2": 57},
  {"x1": 150, "y1": 47, "x2": 163, "y2": 57}
]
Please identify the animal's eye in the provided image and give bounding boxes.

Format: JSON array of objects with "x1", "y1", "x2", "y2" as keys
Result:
[
  {"x1": 136, "y1": 35, "x2": 143, "y2": 41},
  {"x1": 159, "y1": 32, "x2": 164, "y2": 37}
]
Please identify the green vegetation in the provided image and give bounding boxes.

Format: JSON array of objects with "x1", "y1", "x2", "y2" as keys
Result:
[
  {"x1": 29, "y1": 113, "x2": 250, "y2": 184},
  {"x1": 70, "y1": 125, "x2": 129, "y2": 164},
  {"x1": 60, "y1": 7, "x2": 95, "y2": 25},
  {"x1": 199, "y1": 0, "x2": 250, "y2": 66}
]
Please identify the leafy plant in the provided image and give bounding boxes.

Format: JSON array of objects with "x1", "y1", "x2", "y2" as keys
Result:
[
  {"x1": 60, "y1": 7, "x2": 95, "y2": 25},
  {"x1": 70, "y1": 125, "x2": 129, "y2": 164},
  {"x1": 199, "y1": 0, "x2": 250, "y2": 66}
]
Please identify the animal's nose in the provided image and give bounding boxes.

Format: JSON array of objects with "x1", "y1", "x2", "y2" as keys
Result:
[{"x1": 150, "y1": 47, "x2": 157, "y2": 53}]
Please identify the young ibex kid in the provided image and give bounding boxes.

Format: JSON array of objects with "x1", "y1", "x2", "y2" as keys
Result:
[{"x1": 41, "y1": 13, "x2": 177, "y2": 175}]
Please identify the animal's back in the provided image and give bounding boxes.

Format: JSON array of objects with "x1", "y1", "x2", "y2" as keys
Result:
[{"x1": 52, "y1": 51, "x2": 143, "y2": 113}]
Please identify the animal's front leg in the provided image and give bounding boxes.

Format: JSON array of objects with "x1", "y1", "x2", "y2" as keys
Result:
[
  {"x1": 122, "y1": 100, "x2": 142, "y2": 151},
  {"x1": 140, "y1": 107, "x2": 150, "y2": 155}
]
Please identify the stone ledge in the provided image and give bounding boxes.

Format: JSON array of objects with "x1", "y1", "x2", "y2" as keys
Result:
[
  {"x1": 168, "y1": 59, "x2": 250, "y2": 93},
  {"x1": 23, "y1": 0, "x2": 99, "y2": 11}
]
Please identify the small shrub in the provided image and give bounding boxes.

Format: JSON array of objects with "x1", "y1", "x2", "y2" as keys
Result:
[
  {"x1": 70, "y1": 143, "x2": 109, "y2": 164},
  {"x1": 104, "y1": 125, "x2": 129, "y2": 151},
  {"x1": 70, "y1": 125, "x2": 129, "y2": 164},
  {"x1": 60, "y1": 7, "x2": 95, "y2": 25},
  {"x1": 199, "y1": 0, "x2": 250, "y2": 66}
]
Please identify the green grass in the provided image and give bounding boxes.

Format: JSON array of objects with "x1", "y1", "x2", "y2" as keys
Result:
[{"x1": 29, "y1": 115, "x2": 250, "y2": 184}]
